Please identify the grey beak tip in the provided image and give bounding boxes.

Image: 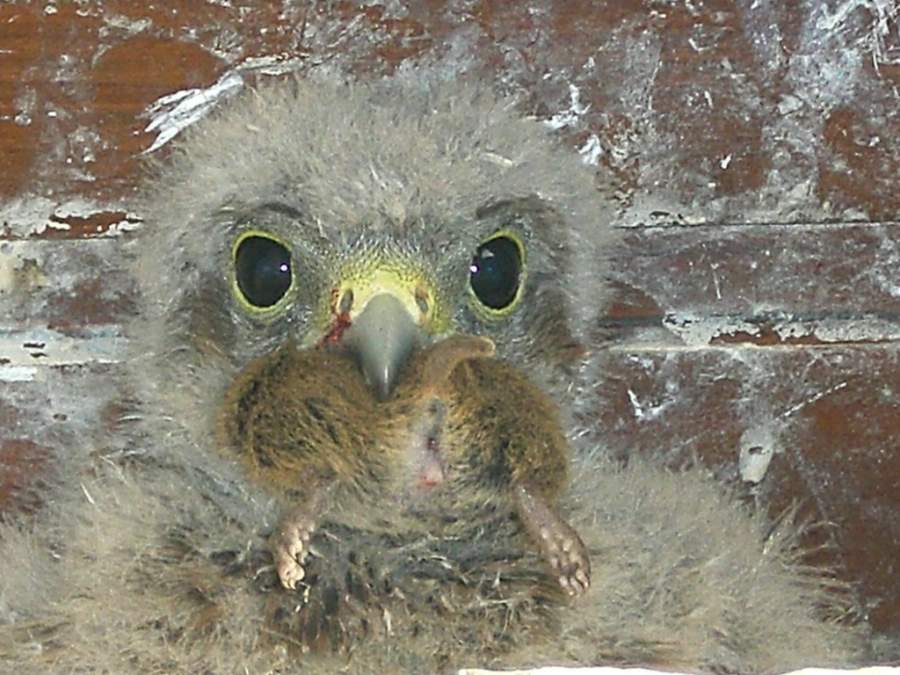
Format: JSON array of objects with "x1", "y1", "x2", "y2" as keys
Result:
[
  {"x1": 344, "y1": 293, "x2": 419, "y2": 400},
  {"x1": 371, "y1": 366, "x2": 394, "y2": 401}
]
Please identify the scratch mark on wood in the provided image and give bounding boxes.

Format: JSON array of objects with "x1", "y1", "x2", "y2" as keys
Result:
[{"x1": 780, "y1": 381, "x2": 850, "y2": 418}]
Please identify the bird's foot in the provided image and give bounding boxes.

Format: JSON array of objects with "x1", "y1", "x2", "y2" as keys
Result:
[
  {"x1": 515, "y1": 484, "x2": 591, "y2": 597},
  {"x1": 272, "y1": 508, "x2": 318, "y2": 590}
]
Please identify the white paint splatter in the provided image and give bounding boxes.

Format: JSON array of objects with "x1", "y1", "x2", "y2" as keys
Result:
[
  {"x1": 869, "y1": 0, "x2": 900, "y2": 70},
  {"x1": 663, "y1": 313, "x2": 762, "y2": 346},
  {"x1": 773, "y1": 318, "x2": 900, "y2": 342},
  {"x1": 738, "y1": 425, "x2": 779, "y2": 484},
  {"x1": 143, "y1": 71, "x2": 245, "y2": 153},
  {"x1": 141, "y1": 54, "x2": 321, "y2": 154},
  {"x1": 544, "y1": 84, "x2": 590, "y2": 130},
  {"x1": 578, "y1": 134, "x2": 603, "y2": 166},
  {"x1": 101, "y1": 13, "x2": 153, "y2": 34},
  {"x1": 626, "y1": 387, "x2": 674, "y2": 422},
  {"x1": 627, "y1": 389, "x2": 644, "y2": 419},
  {"x1": 105, "y1": 218, "x2": 143, "y2": 236},
  {"x1": 0, "y1": 196, "x2": 139, "y2": 238},
  {"x1": 816, "y1": 0, "x2": 899, "y2": 70},
  {"x1": 869, "y1": 229, "x2": 900, "y2": 298},
  {"x1": 777, "y1": 94, "x2": 803, "y2": 115},
  {"x1": 234, "y1": 54, "x2": 310, "y2": 76},
  {"x1": 31, "y1": 219, "x2": 70, "y2": 235},
  {"x1": 0, "y1": 366, "x2": 38, "y2": 382},
  {"x1": 0, "y1": 249, "x2": 15, "y2": 292},
  {"x1": 0, "y1": 327, "x2": 126, "y2": 367}
]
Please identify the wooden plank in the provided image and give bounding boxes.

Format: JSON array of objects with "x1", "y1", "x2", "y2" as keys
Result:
[
  {"x1": 1, "y1": 2, "x2": 898, "y2": 223},
  {"x1": 2, "y1": 223, "x2": 897, "y2": 341},
  {"x1": 0, "y1": 327, "x2": 125, "y2": 376},
  {"x1": 0, "y1": 364, "x2": 121, "y2": 514},
  {"x1": 610, "y1": 222, "x2": 900, "y2": 345},
  {"x1": 0, "y1": 2, "x2": 224, "y2": 200},
  {"x1": 617, "y1": 223, "x2": 900, "y2": 315},
  {"x1": 0, "y1": 239, "x2": 136, "y2": 334},
  {"x1": 586, "y1": 344, "x2": 900, "y2": 631}
]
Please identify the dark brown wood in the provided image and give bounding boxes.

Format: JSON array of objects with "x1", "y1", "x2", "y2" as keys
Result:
[
  {"x1": 1, "y1": 0, "x2": 898, "y2": 645},
  {"x1": 585, "y1": 345, "x2": 900, "y2": 632}
]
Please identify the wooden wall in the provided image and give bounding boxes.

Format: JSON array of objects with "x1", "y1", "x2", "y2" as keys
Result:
[{"x1": 1, "y1": 0, "x2": 897, "y2": 649}]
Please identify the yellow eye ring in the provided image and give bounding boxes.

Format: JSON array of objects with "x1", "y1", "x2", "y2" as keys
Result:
[
  {"x1": 467, "y1": 229, "x2": 526, "y2": 318},
  {"x1": 230, "y1": 230, "x2": 296, "y2": 316}
]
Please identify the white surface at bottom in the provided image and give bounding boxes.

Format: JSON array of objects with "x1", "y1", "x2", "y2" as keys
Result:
[{"x1": 460, "y1": 667, "x2": 898, "y2": 675}]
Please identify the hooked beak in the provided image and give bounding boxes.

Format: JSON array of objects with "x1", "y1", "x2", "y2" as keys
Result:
[{"x1": 342, "y1": 293, "x2": 420, "y2": 400}]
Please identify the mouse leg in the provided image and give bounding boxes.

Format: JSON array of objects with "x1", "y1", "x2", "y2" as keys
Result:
[
  {"x1": 514, "y1": 484, "x2": 591, "y2": 597},
  {"x1": 271, "y1": 490, "x2": 328, "y2": 591}
]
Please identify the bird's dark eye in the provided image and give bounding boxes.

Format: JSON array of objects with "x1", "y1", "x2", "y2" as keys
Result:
[
  {"x1": 469, "y1": 235, "x2": 523, "y2": 311},
  {"x1": 234, "y1": 235, "x2": 293, "y2": 309}
]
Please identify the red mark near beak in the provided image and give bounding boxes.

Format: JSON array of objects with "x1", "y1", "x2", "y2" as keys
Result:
[
  {"x1": 321, "y1": 311, "x2": 352, "y2": 345},
  {"x1": 319, "y1": 287, "x2": 352, "y2": 346}
]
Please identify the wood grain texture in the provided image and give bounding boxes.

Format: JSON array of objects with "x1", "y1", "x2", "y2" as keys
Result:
[{"x1": 0, "y1": 0, "x2": 898, "y2": 644}]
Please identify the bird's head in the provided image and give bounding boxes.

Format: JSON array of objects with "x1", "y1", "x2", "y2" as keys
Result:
[
  {"x1": 132, "y1": 74, "x2": 615, "y2": 463},
  {"x1": 226, "y1": 206, "x2": 547, "y2": 401}
]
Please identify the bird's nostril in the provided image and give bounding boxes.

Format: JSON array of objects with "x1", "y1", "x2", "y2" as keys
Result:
[{"x1": 414, "y1": 286, "x2": 430, "y2": 316}]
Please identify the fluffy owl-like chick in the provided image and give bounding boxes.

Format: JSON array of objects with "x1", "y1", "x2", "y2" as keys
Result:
[{"x1": 0, "y1": 74, "x2": 866, "y2": 674}]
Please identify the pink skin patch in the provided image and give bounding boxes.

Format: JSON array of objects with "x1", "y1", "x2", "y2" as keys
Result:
[
  {"x1": 416, "y1": 436, "x2": 446, "y2": 489},
  {"x1": 412, "y1": 399, "x2": 448, "y2": 491}
]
